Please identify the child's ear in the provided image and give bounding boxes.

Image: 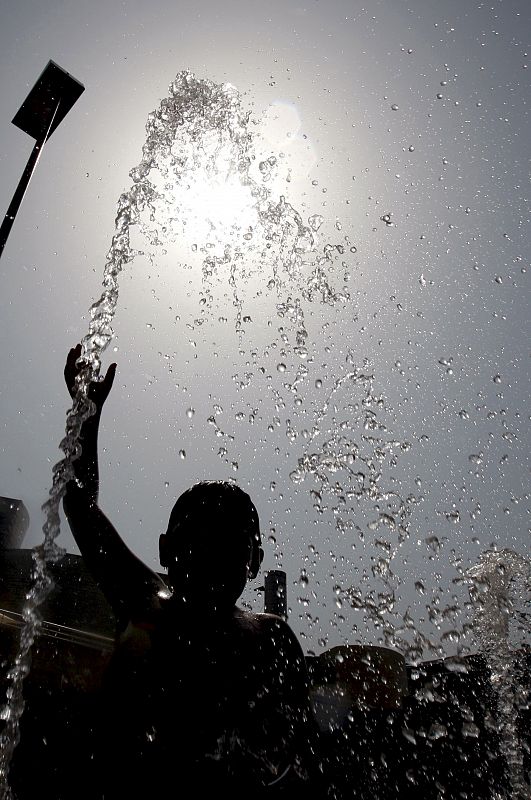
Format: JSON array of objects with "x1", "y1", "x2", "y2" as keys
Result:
[{"x1": 248, "y1": 545, "x2": 264, "y2": 580}]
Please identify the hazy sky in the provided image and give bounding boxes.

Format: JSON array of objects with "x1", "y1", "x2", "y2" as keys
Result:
[{"x1": 0, "y1": 0, "x2": 529, "y2": 657}]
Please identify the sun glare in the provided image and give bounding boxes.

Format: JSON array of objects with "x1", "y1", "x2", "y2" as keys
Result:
[
  {"x1": 178, "y1": 169, "x2": 259, "y2": 245},
  {"x1": 147, "y1": 135, "x2": 260, "y2": 251}
]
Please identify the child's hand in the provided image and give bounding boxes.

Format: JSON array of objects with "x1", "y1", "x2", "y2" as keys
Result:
[{"x1": 64, "y1": 343, "x2": 117, "y2": 411}]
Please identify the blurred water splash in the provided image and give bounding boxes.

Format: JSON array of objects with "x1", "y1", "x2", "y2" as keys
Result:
[{"x1": 467, "y1": 549, "x2": 531, "y2": 800}]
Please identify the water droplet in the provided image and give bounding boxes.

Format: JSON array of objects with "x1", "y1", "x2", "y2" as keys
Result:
[
  {"x1": 468, "y1": 453, "x2": 483, "y2": 465},
  {"x1": 186, "y1": 408, "x2": 195, "y2": 418},
  {"x1": 425, "y1": 535, "x2": 440, "y2": 552},
  {"x1": 462, "y1": 722, "x2": 480, "y2": 738},
  {"x1": 493, "y1": 374, "x2": 502, "y2": 384},
  {"x1": 402, "y1": 727, "x2": 416, "y2": 745},
  {"x1": 445, "y1": 660, "x2": 469, "y2": 674},
  {"x1": 315, "y1": 379, "x2": 322, "y2": 388},
  {"x1": 308, "y1": 214, "x2": 324, "y2": 232},
  {"x1": 391, "y1": 103, "x2": 399, "y2": 111},
  {"x1": 428, "y1": 723, "x2": 447, "y2": 740},
  {"x1": 441, "y1": 629, "x2": 461, "y2": 644},
  {"x1": 408, "y1": 145, "x2": 415, "y2": 152},
  {"x1": 277, "y1": 363, "x2": 287, "y2": 373},
  {"x1": 179, "y1": 450, "x2": 186, "y2": 460}
]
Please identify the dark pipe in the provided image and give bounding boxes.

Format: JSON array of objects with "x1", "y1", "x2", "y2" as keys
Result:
[
  {"x1": 264, "y1": 569, "x2": 287, "y2": 620},
  {"x1": 0, "y1": 136, "x2": 47, "y2": 259}
]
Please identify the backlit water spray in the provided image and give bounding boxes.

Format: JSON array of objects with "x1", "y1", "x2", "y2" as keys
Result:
[
  {"x1": 1, "y1": 70, "x2": 526, "y2": 799},
  {"x1": 0, "y1": 70, "x2": 358, "y2": 798}
]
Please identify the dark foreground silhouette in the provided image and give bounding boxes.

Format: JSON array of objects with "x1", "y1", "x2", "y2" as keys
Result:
[{"x1": 61, "y1": 344, "x2": 321, "y2": 799}]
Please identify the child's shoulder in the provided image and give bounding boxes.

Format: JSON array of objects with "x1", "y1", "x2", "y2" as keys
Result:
[
  {"x1": 235, "y1": 607, "x2": 288, "y2": 628},
  {"x1": 235, "y1": 609, "x2": 303, "y2": 651}
]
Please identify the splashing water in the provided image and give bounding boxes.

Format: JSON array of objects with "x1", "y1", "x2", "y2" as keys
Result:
[
  {"x1": 4, "y1": 67, "x2": 527, "y2": 800},
  {"x1": 0, "y1": 70, "x2": 414, "y2": 794},
  {"x1": 287, "y1": 357, "x2": 421, "y2": 655},
  {"x1": 0, "y1": 72, "x2": 354, "y2": 800},
  {"x1": 467, "y1": 549, "x2": 531, "y2": 800}
]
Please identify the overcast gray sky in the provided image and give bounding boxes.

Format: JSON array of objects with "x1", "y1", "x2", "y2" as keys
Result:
[{"x1": 0, "y1": 0, "x2": 529, "y2": 657}]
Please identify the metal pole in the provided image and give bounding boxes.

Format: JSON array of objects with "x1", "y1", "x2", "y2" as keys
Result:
[
  {"x1": 0, "y1": 138, "x2": 44, "y2": 258},
  {"x1": 0, "y1": 98, "x2": 60, "y2": 260},
  {"x1": 264, "y1": 569, "x2": 288, "y2": 620}
]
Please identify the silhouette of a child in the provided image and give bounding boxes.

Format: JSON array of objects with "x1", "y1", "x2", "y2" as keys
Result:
[{"x1": 63, "y1": 345, "x2": 320, "y2": 799}]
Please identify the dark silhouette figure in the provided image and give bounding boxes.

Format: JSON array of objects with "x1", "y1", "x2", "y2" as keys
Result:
[{"x1": 62, "y1": 345, "x2": 320, "y2": 799}]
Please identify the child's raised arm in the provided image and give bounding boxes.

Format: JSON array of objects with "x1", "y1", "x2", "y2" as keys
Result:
[{"x1": 62, "y1": 344, "x2": 169, "y2": 624}]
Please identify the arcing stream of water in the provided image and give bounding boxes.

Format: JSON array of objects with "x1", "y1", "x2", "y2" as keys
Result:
[{"x1": 0, "y1": 71, "x2": 528, "y2": 799}]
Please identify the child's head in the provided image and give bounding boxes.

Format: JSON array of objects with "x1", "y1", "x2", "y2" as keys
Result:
[{"x1": 159, "y1": 481, "x2": 263, "y2": 606}]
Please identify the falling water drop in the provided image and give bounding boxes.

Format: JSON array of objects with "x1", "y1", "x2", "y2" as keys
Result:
[{"x1": 308, "y1": 214, "x2": 324, "y2": 231}]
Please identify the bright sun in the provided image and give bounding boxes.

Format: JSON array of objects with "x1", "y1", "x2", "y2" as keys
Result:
[
  {"x1": 145, "y1": 132, "x2": 260, "y2": 253},
  {"x1": 177, "y1": 169, "x2": 259, "y2": 246}
]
